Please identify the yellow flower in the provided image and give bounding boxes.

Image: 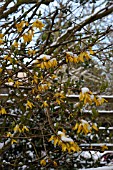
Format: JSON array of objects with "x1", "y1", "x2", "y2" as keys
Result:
[
  {"x1": 47, "y1": 60, "x2": 52, "y2": 68},
  {"x1": 26, "y1": 100, "x2": 34, "y2": 109},
  {"x1": 36, "y1": 95, "x2": 40, "y2": 99},
  {"x1": 0, "y1": 39, "x2": 3, "y2": 44},
  {"x1": 16, "y1": 21, "x2": 28, "y2": 32},
  {"x1": 68, "y1": 142, "x2": 81, "y2": 152},
  {"x1": 73, "y1": 56, "x2": 78, "y2": 63},
  {"x1": 69, "y1": 56, "x2": 74, "y2": 62},
  {"x1": 76, "y1": 120, "x2": 91, "y2": 135},
  {"x1": 0, "y1": 33, "x2": 4, "y2": 38},
  {"x1": 0, "y1": 107, "x2": 7, "y2": 114},
  {"x1": 54, "y1": 92, "x2": 65, "y2": 99},
  {"x1": 82, "y1": 122, "x2": 91, "y2": 134},
  {"x1": 51, "y1": 58, "x2": 57, "y2": 67},
  {"x1": 78, "y1": 52, "x2": 84, "y2": 62},
  {"x1": 22, "y1": 125, "x2": 29, "y2": 132},
  {"x1": 8, "y1": 78, "x2": 14, "y2": 83},
  {"x1": 16, "y1": 21, "x2": 25, "y2": 32},
  {"x1": 33, "y1": 75, "x2": 38, "y2": 84},
  {"x1": 79, "y1": 92, "x2": 92, "y2": 105},
  {"x1": 49, "y1": 132, "x2": 80, "y2": 153},
  {"x1": 23, "y1": 30, "x2": 34, "y2": 43},
  {"x1": 42, "y1": 101, "x2": 48, "y2": 107},
  {"x1": 61, "y1": 143, "x2": 67, "y2": 151},
  {"x1": 53, "y1": 137, "x2": 59, "y2": 146},
  {"x1": 14, "y1": 124, "x2": 21, "y2": 133},
  {"x1": 48, "y1": 135, "x2": 54, "y2": 142},
  {"x1": 77, "y1": 124, "x2": 82, "y2": 134},
  {"x1": 53, "y1": 161, "x2": 58, "y2": 167},
  {"x1": 84, "y1": 93, "x2": 92, "y2": 105},
  {"x1": 95, "y1": 97, "x2": 108, "y2": 106},
  {"x1": 7, "y1": 132, "x2": 12, "y2": 138},
  {"x1": 23, "y1": 33, "x2": 32, "y2": 43},
  {"x1": 28, "y1": 49, "x2": 36, "y2": 56},
  {"x1": 32, "y1": 20, "x2": 44, "y2": 30},
  {"x1": 84, "y1": 51, "x2": 91, "y2": 60},
  {"x1": 89, "y1": 47, "x2": 94, "y2": 55},
  {"x1": 40, "y1": 62, "x2": 45, "y2": 69},
  {"x1": 92, "y1": 123, "x2": 98, "y2": 131},
  {"x1": 66, "y1": 52, "x2": 74, "y2": 62},
  {"x1": 4, "y1": 55, "x2": 13, "y2": 63},
  {"x1": 51, "y1": 74, "x2": 57, "y2": 79},
  {"x1": 73, "y1": 122, "x2": 79, "y2": 130},
  {"x1": 11, "y1": 139, "x2": 17, "y2": 145},
  {"x1": 13, "y1": 41, "x2": 18, "y2": 48},
  {"x1": 0, "y1": 68, "x2": 2, "y2": 72},
  {"x1": 56, "y1": 98, "x2": 61, "y2": 105},
  {"x1": 0, "y1": 34, "x2": 4, "y2": 45},
  {"x1": 14, "y1": 81, "x2": 22, "y2": 88},
  {"x1": 79, "y1": 88, "x2": 93, "y2": 105},
  {"x1": 101, "y1": 145, "x2": 108, "y2": 151},
  {"x1": 40, "y1": 159, "x2": 46, "y2": 166}
]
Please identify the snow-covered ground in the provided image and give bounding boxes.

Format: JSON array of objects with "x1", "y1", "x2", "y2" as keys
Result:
[
  {"x1": 78, "y1": 151, "x2": 113, "y2": 170},
  {"x1": 79, "y1": 165, "x2": 113, "y2": 170}
]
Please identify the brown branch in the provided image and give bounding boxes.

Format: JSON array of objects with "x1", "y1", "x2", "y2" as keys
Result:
[
  {"x1": 0, "y1": 0, "x2": 12, "y2": 14},
  {"x1": 0, "y1": 0, "x2": 54, "y2": 20},
  {"x1": 47, "y1": 5, "x2": 113, "y2": 55}
]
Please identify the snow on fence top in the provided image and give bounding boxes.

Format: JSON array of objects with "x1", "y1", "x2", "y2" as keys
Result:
[{"x1": 66, "y1": 94, "x2": 113, "y2": 103}]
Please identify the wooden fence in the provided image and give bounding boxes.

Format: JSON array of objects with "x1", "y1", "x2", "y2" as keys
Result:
[
  {"x1": 66, "y1": 95, "x2": 113, "y2": 150},
  {"x1": 0, "y1": 92, "x2": 113, "y2": 150}
]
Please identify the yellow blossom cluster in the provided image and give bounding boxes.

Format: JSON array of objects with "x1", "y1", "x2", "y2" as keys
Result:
[
  {"x1": 23, "y1": 30, "x2": 34, "y2": 43},
  {"x1": 13, "y1": 124, "x2": 29, "y2": 133},
  {"x1": 0, "y1": 33, "x2": 4, "y2": 45},
  {"x1": 32, "y1": 74, "x2": 38, "y2": 84},
  {"x1": 40, "y1": 159, "x2": 46, "y2": 166},
  {"x1": 7, "y1": 132, "x2": 17, "y2": 144},
  {"x1": 66, "y1": 51, "x2": 91, "y2": 63},
  {"x1": 28, "y1": 49, "x2": 36, "y2": 56},
  {"x1": 89, "y1": 47, "x2": 94, "y2": 55},
  {"x1": 42, "y1": 101, "x2": 49, "y2": 107},
  {"x1": 6, "y1": 125, "x2": 29, "y2": 144},
  {"x1": 79, "y1": 87, "x2": 107, "y2": 106},
  {"x1": 101, "y1": 145, "x2": 108, "y2": 151},
  {"x1": 51, "y1": 74, "x2": 57, "y2": 79},
  {"x1": 26, "y1": 100, "x2": 34, "y2": 109},
  {"x1": 36, "y1": 58, "x2": 57, "y2": 69},
  {"x1": 15, "y1": 20, "x2": 44, "y2": 45},
  {"x1": 16, "y1": 21, "x2": 28, "y2": 32},
  {"x1": 38, "y1": 82, "x2": 51, "y2": 92},
  {"x1": 40, "y1": 159, "x2": 57, "y2": 167},
  {"x1": 54, "y1": 92, "x2": 65, "y2": 105},
  {"x1": 13, "y1": 41, "x2": 19, "y2": 48},
  {"x1": 14, "y1": 81, "x2": 22, "y2": 88},
  {"x1": 6, "y1": 78, "x2": 22, "y2": 88},
  {"x1": 16, "y1": 20, "x2": 44, "y2": 32},
  {"x1": 95, "y1": 97, "x2": 108, "y2": 106},
  {"x1": 32, "y1": 19, "x2": 44, "y2": 30},
  {"x1": 8, "y1": 78, "x2": 14, "y2": 83},
  {"x1": 4, "y1": 55, "x2": 13, "y2": 63},
  {"x1": 49, "y1": 132, "x2": 81, "y2": 153},
  {"x1": 73, "y1": 120, "x2": 98, "y2": 135},
  {"x1": 54, "y1": 92, "x2": 65, "y2": 99}
]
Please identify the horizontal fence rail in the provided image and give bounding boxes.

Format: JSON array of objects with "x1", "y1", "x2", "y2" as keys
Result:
[
  {"x1": 1, "y1": 93, "x2": 113, "y2": 102},
  {"x1": 80, "y1": 144, "x2": 113, "y2": 150},
  {"x1": 66, "y1": 95, "x2": 113, "y2": 103}
]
